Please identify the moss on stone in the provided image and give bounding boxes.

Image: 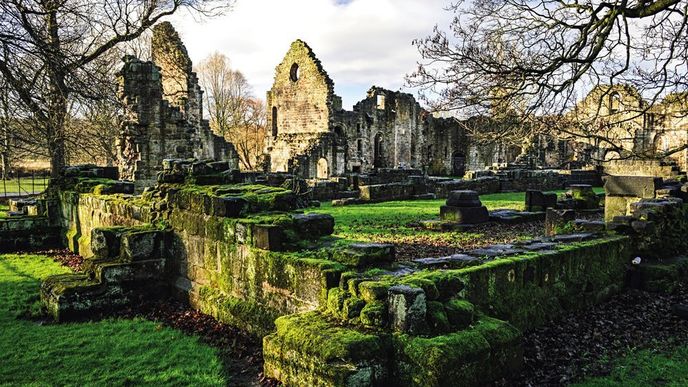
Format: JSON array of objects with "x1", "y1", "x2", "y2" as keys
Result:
[
  {"x1": 358, "y1": 281, "x2": 390, "y2": 303},
  {"x1": 394, "y1": 315, "x2": 522, "y2": 387},
  {"x1": 444, "y1": 299, "x2": 475, "y2": 329},
  {"x1": 360, "y1": 301, "x2": 387, "y2": 328},
  {"x1": 426, "y1": 301, "x2": 451, "y2": 333},
  {"x1": 197, "y1": 286, "x2": 279, "y2": 337},
  {"x1": 272, "y1": 311, "x2": 387, "y2": 362}
]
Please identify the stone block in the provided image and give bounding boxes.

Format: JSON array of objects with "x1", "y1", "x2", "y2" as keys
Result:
[
  {"x1": 605, "y1": 195, "x2": 641, "y2": 222},
  {"x1": 333, "y1": 243, "x2": 395, "y2": 267},
  {"x1": 440, "y1": 205, "x2": 489, "y2": 224},
  {"x1": 91, "y1": 227, "x2": 125, "y2": 259},
  {"x1": 263, "y1": 312, "x2": 390, "y2": 386},
  {"x1": 569, "y1": 184, "x2": 600, "y2": 209},
  {"x1": 446, "y1": 190, "x2": 481, "y2": 207},
  {"x1": 525, "y1": 190, "x2": 557, "y2": 212},
  {"x1": 120, "y1": 230, "x2": 163, "y2": 261},
  {"x1": 545, "y1": 208, "x2": 575, "y2": 236},
  {"x1": 604, "y1": 175, "x2": 660, "y2": 198},
  {"x1": 388, "y1": 285, "x2": 427, "y2": 334},
  {"x1": 252, "y1": 225, "x2": 284, "y2": 251},
  {"x1": 292, "y1": 213, "x2": 335, "y2": 239}
]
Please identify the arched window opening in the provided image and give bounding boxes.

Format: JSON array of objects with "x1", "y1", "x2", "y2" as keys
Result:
[
  {"x1": 290, "y1": 63, "x2": 300, "y2": 82},
  {"x1": 374, "y1": 133, "x2": 384, "y2": 168}
]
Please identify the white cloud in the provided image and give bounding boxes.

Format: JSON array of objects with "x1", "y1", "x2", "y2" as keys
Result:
[{"x1": 169, "y1": 0, "x2": 453, "y2": 109}]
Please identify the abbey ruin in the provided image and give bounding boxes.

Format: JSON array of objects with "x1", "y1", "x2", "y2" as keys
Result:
[{"x1": 3, "y1": 20, "x2": 688, "y2": 387}]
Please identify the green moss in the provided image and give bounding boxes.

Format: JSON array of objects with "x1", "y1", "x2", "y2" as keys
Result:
[
  {"x1": 426, "y1": 301, "x2": 451, "y2": 333},
  {"x1": 360, "y1": 301, "x2": 387, "y2": 327},
  {"x1": 394, "y1": 315, "x2": 522, "y2": 386},
  {"x1": 327, "y1": 288, "x2": 346, "y2": 318},
  {"x1": 444, "y1": 299, "x2": 475, "y2": 329},
  {"x1": 272, "y1": 311, "x2": 388, "y2": 362},
  {"x1": 197, "y1": 286, "x2": 278, "y2": 337},
  {"x1": 358, "y1": 281, "x2": 390, "y2": 303},
  {"x1": 343, "y1": 297, "x2": 365, "y2": 320}
]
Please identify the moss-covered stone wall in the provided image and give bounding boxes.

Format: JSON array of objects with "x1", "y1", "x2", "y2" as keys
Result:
[
  {"x1": 263, "y1": 236, "x2": 632, "y2": 386},
  {"x1": 57, "y1": 181, "x2": 347, "y2": 336}
]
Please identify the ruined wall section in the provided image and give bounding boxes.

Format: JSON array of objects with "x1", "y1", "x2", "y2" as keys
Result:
[
  {"x1": 266, "y1": 40, "x2": 341, "y2": 175},
  {"x1": 117, "y1": 23, "x2": 238, "y2": 188},
  {"x1": 265, "y1": 41, "x2": 468, "y2": 177},
  {"x1": 151, "y1": 22, "x2": 238, "y2": 164},
  {"x1": 117, "y1": 57, "x2": 194, "y2": 187},
  {"x1": 341, "y1": 87, "x2": 468, "y2": 175},
  {"x1": 650, "y1": 94, "x2": 688, "y2": 171}
]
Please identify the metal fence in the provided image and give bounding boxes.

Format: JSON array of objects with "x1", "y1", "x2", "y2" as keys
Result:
[{"x1": 1, "y1": 172, "x2": 51, "y2": 199}]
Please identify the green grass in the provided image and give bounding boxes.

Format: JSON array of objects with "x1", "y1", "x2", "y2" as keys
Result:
[
  {"x1": 0, "y1": 177, "x2": 49, "y2": 195},
  {"x1": 0, "y1": 253, "x2": 227, "y2": 385},
  {"x1": 310, "y1": 189, "x2": 604, "y2": 249},
  {"x1": 309, "y1": 192, "x2": 533, "y2": 247},
  {"x1": 575, "y1": 346, "x2": 688, "y2": 386},
  {"x1": 0, "y1": 203, "x2": 7, "y2": 218}
]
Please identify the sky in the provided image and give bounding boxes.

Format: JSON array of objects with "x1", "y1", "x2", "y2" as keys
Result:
[{"x1": 170, "y1": 0, "x2": 454, "y2": 109}]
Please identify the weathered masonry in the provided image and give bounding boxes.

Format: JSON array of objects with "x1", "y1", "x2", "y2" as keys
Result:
[
  {"x1": 0, "y1": 159, "x2": 677, "y2": 386},
  {"x1": 265, "y1": 40, "x2": 468, "y2": 179},
  {"x1": 117, "y1": 22, "x2": 239, "y2": 191}
]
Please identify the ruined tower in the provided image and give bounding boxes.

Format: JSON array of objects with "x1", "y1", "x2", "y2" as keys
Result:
[{"x1": 117, "y1": 22, "x2": 238, "y2": 189}]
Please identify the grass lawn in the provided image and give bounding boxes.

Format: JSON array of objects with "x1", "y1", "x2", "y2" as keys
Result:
[
  {"x1": 0, "y1": 177, "x2": 49, "y2": 195},
  {"x1": 309, "y1": 189, "x2": 603, "y2": 252},
  {"x1": 0, "y1": 253, "x2": 227, "y2": 385},
  {"x1": 0, "y1": 203, "x2": 7, "y2": 218},
  {"x1": 575, "y1": 346, "x2": 688, "y2": 386}
]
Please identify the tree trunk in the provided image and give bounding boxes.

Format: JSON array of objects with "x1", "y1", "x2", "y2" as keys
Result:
[{"x1": 46, "y1": 4, "x2": 67, "y2": 180}]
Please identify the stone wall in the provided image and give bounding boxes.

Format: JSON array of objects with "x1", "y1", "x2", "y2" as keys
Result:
[
  {"x1": 263, "y1": 236, "x2": 632, "y2": 386},
  {"x1": 56, "y1": 183, "x2": 343, "y2": 335},
  {"x1": 0, "y1": 216, "x2": 60, "y2": 252},
  {"x1": 603, "y1": 159, "x2": 681, "y2": 178}
]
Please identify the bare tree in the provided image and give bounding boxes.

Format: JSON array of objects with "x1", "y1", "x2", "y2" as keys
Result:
[
  {"x1": 0, "y1": 0, "x2": 233, "y2": 179},
  {"x1": 197, "y1": 52, "x2": 266, "y2": 170},
  {"x1": 409, "y1": 0, "x2": 688, "y2": 160}
]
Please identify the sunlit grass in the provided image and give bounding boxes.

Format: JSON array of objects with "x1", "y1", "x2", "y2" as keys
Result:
[
  {"x1": 0, "y1": 177, "x2": 49, "y2": 195},
  {"x1": 575, "y1": 346, "x2": 688, "y2": 386},
  {"x1": 0, "y1": 253, "x2": 227, "y2": 385},
  {"x1": 310, "y1": 189, "x2": 603, "y2": 247}
]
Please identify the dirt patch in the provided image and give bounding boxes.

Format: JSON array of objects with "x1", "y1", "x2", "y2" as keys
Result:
[{"x1": 496, "y1": 285, "x2": 688, "y2": 386}]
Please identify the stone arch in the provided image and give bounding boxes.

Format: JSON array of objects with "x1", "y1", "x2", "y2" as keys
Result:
[
  {"x1": 653, "y1": 132, "x2": 670, "y2": 154},
  {"x1": 317, "y1": 158, "x2": 329, "y2": 179}
]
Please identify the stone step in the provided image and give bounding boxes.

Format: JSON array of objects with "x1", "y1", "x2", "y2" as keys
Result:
[{"x1": 41, "y1": 254, "x2": 167, "y2": 322}]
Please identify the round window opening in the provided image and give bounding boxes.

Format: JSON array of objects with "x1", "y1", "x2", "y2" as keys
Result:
[{"x1": 290, "y1": 63, "x2": 300, "y2": 82}]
